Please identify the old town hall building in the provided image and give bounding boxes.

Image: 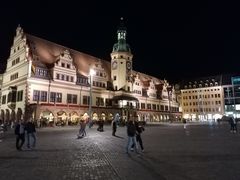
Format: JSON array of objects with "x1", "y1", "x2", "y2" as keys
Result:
[{"x1": 0, "y1": 20, "x2": 180, "y2": 125}]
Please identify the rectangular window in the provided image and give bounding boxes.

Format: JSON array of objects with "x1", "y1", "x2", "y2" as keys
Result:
[
  {"x1": 2, "y1": 95, "x2": 6, "y2": 104},
  {"x1": 40, "y1": 91, "x2": 47, "y2": 102},
  {"x1": 7, "y1": 92, "x2": 12, "y2": 103},
  {"x1": 67, "y1": 94, "x2": 72, "y2": 103},
  {"x1": 83, "y1": 95, "x2": 90, "y2": 105},
  {"x1": 160, "y1": 105, "x2": 164, "y2": 111},
  {"x1": 17, "y1": 90, "x2": 23, "y2": 101},
  {"x1": 67, "y1": 94, "x2": 77, "y2": 104},
  {"x1": 141, "y1": 103, "x2": 145, "y2": 109},
  {"x1": 67, "y1": 64, "x2": 70, "y2": 68},
  {"x1": 33, "y1": 90, "x2": 40, "y2": 101},
  {"x1": 114, "y1": 76, "x2": 116, "y2": 80},
  {"x1": 96, "y1": 97, "x2": 104, "y2": 106},
  {"x1": 147, "y1": 103, "x2": 151, "y2": 110},
  {"x1": 136, "y1": 102, "x2": 140, "y2": 109},
  {"x1": 10, "y1": 73, "x2": 18, "y2": 81},
  {"x1": 50, "y1": 92, "x2": 56, "y2": 102},
  {"x1": 152, "y1": 104, "x2": 156, "y2": 110},
  {"x1": 105, "y1": 98, "x2": 112, "y2": 106},
  {"x1": 72, "y1": 95, "x2": 77, "y2": 104},
  {"x1": 165, "y1": 106, "x2": 168, "y2": 111},
  {"x1": 56, "y1": 93, "x2": 62, "y2": 103},
  {"x1": 12, "y1": 60, "x2": 16, "y2": 66},
  {"x1": 16, "y1": 57, "x2": 20, "y2": 64}
]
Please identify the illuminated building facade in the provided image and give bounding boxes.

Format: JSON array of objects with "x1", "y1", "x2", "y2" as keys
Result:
[
  {"x1": 223, "y1": 76, "x2": 240, "y2": 118},
  {"x1": 0, "y1": 21, "x2": 180, "y2": 125},
  {"x1": 181, "y1": 76, "x2": 224, "y2": 121},
  {"x1": 180, "y1": 75, "x2": 240, "y2": 121}
]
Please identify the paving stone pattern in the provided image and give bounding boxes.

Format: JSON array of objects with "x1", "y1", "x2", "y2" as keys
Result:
[{"x1": 0, "y1": 123, "x2": 240, "y2": 180}]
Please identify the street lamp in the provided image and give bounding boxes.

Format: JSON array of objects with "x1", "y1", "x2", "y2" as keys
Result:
[{"x1": 89, "y1": 69, "x2": 95, "y2": 127}]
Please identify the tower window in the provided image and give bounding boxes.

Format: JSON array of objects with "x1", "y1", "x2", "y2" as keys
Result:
[{"x1": 114, "y1": 76, "x2": 117, "y2": 80}]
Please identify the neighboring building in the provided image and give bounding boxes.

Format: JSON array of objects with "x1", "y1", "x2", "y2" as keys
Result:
[
  {"x1": 0, "y1": 20, "x2": 180, "y2": 125},
  {"x1": 222, "y1": 75, "x2": 240, "y2": 118},
  {"x1": 180, "y1": 76, "x2": 224, "y2": 121}
]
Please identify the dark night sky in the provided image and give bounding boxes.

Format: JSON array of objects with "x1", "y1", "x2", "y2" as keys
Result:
[{"x1": 0, "y1": 1, "x2": 240, "y2": 84}]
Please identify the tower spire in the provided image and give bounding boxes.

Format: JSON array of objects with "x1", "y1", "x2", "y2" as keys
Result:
[{"x1": 112, "y1": 17, "x2": 131, "y2": 53}]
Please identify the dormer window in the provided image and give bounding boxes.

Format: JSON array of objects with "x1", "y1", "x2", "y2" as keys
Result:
[
  {"x1": 67, "y1": 64, "x2": 70, "y2": 69},
  {"x1": 61, "y1": 63, "x2": 65, "y2": 67}
]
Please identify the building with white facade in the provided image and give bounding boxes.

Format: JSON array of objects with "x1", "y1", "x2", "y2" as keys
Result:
[
  {"x1": 0, "y1": 20, "x2": 180, "y2": 126},
  {"x1": 181, "y1": 76, "x2": 224, "y2": 121}
]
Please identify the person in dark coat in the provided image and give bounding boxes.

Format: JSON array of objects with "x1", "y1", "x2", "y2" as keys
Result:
[
  {"x1": 131, "y1": 120, "x2": 145, "y2": 152},
  {"x1": 112, "y1": 113, "x2": 120, "y2": 136},
  {"x1": 126, "y1": 119, "x2": 139, "y2": 154},
  {"x1": 97, "y1": 118, "x2": 104, "y2": 132},
  {"x1": 15, "y1": 119, "x2": 25, "y2": 151},
  {"x1": 25, "y1": 118, "x2": 36, "y2": 149}
]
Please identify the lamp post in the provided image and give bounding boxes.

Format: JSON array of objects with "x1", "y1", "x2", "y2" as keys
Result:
[{"x1": 89, "y1": 69, "x2": 95, "y2": 127}]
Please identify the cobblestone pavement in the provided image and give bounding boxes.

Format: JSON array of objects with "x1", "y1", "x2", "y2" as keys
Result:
[{"x1": 0, "y1": 123, "x2": 240, "y2": 180}]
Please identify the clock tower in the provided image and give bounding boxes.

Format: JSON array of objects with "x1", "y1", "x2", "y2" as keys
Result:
[{"x1": 111, "y1": 17, "x2": 133, "y2": 91}]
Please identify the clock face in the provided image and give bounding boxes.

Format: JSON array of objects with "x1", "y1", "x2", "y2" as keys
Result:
[
  {"x1": 126, "y1": 61, "x2": 131, "y2": 70},
  {"x1": 112, "y1": 61, "x2": 117, "y2": 70}
]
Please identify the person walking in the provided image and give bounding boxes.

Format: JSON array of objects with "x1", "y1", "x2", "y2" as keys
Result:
[
  {"x1": 229, "y1": 116, "x2": 237, "y2": 133},
  {"x1": 97, "y1": 118, "x2": 104, "y2": 132},
  {"x1": 131, "y1": 119, "x2": 145, "y2": 152},
  {"x1": 126, "y1": 118, "x2": 139, "y2": 154},
  {"x1": 183, "y1": 119, "x2": 187, "y2": 129},
  {"x1": 112, "y1": 113, "x2": 120, "y2": 136},
  {"x1": 77, "y1": 119, "x2": 87, "y2": 138},
  {"x1": 231, "y1": 116, "x2": 237, "y2": 133},
  {"x1": 15, "y1": 119, "x2": 26, "y2": 151},
  {"x1": 25, "y1": 118, "x2": 36, "y2": 149}
]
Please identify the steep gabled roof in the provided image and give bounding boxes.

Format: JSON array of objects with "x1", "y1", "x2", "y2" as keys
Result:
[
  {"x1": 26, "y1": 34, "x2": 111, "y2": 79},
  {"x1": 25, "y1": 33, "x2": 166, "y2": 85}
]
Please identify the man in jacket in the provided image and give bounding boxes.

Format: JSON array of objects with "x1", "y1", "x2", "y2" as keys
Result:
[{"x1": 15, "y1": 119, "x2": 25, "y2": 151}]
